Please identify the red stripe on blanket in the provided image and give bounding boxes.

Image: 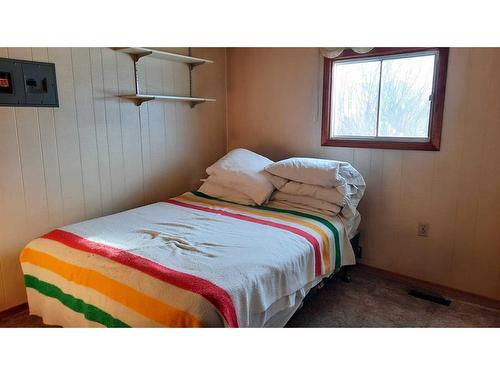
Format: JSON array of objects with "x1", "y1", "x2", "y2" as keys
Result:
[
  {"x1": 41, "y1": 229, "x2": 239, "y2": 328},
  {"x1": 166, "y1": 199, "x2": 323, "y2": 277}
]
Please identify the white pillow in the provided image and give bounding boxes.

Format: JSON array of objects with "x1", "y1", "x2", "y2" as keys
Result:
[
  {"x1": 205, "y1": 148, "x2": 275, "y2": 205},
  {"x1": 271, "y1": 191, "x2": 341, "y2": 215},
  {"x1": 265, "y1": 157, "x2": 348, "y2": 188},
  {"x1": 279, "y1": 181, "x2": 347, "y2": 206},
  {"x1": 198, "y1": 180, "x2": 255, "y2": 205},
  {"x1": 263, "y1": 171, "x2": 288, "y2": 190}
]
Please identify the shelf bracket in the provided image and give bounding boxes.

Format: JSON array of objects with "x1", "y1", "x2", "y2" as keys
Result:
[
  {"x1": 189, "y1": 100, "x2": 205, "y2": 108},
  {"x1": 131, "y1": 97, "x2": 154, "y2": 107},
  {"x1": 187, "y1": 62, "x2": 205, "y2": 71},
  {"x1": 132, "y1": 51, "x2": 153, "y2": 61},
  {"x1": 189, "y1": 99, "x2": 213, "y2": 108}
]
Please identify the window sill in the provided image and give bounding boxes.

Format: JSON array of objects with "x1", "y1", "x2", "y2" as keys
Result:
[{"x1": 321, "y1": 138, "x2": 440, "y2": 151}]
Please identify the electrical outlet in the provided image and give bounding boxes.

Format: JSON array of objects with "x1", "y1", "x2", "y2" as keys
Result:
[{"x1": 417, "y1": 223, "x2": 430, "y2": 237}]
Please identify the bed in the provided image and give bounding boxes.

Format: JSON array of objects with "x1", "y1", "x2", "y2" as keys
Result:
[{"x1": 20, "y1": 191, "x2": 356, "y2": 327}]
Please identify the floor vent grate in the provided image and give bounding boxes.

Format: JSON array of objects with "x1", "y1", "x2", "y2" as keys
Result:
[{"x1": 408, "y1": 289, "x2": 451, "y2": 306}]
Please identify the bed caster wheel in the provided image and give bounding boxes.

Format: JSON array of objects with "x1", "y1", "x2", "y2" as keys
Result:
[{"x1": 341, "y1": 272, "x2": 351, "y2": 283}]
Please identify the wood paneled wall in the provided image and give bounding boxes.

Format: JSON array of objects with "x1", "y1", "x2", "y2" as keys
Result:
[
  {"x1": 227, "y1": 48, "x2": 500, "y2": 301},
  {"x1": 0, "y1": 47, "x2": 227, "y2": 312}
]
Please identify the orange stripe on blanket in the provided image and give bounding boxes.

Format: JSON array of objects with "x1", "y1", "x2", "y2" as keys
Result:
[
  {"x1": 20, "y1": 247, "x2": 203, "y2": 327},
  {"x1": 41, "y1": 229, "x2": 239, "y2": 327}
]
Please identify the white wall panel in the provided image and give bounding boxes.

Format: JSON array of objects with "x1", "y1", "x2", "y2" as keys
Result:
[{"x1": 0, "y1": 47, "x2": 227, "y2": 312}]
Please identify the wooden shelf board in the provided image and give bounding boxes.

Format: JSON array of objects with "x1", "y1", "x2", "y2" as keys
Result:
[
  {"x1": 121, "y1": 94, "x2": 216, "y2": 107},
  {"x1": 115, "y1": 47, "x2": 213, "y2": 66}
]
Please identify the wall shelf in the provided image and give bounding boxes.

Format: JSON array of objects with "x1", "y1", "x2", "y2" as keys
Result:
[
  {"x1": 121, "y1": 94, "x2": 216, "y2": 108},
  {"x1": 115, "y1": 47, "x2": 213, "y2": 68},
  {"x1": 116, "y1": 47, "x2": 215, "y2": 108}
]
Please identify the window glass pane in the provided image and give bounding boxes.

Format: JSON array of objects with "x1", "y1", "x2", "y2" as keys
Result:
[
  {"x1": 378, "y1": 54, "x2": 435, "y2": 138},
  {"x1": 332, "y1": 60, "x2": 380, "y2": 137}
]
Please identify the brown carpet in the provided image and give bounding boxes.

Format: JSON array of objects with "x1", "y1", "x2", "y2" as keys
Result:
[
  {"x1": 286, "y1": 267, "x2": 500, "y2": 327},
  {"x1": 1, "y1": 267, "x2": 499, "y2": 328}
]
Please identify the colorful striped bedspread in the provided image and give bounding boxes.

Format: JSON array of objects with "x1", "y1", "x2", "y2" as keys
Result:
[{"x1": 20, "y1": 192, "x2": 355, "y2": 327}]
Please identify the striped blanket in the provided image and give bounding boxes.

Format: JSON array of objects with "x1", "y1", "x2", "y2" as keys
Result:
[{"x1": 20, "y1": 192, "x2": 355, "y2": 327}]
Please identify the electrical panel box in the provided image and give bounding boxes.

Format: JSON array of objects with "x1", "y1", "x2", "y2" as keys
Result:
[{"x1": 0, "y1": 57, "x2": 58, "y2": 107}]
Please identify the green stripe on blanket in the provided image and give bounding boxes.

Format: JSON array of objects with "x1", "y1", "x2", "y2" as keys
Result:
[{"x1": 24, "y1": 274, "x2": 129, "y2": 328}]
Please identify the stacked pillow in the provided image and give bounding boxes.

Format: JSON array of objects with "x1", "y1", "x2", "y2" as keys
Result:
[
  {"x1": 197, "y1": 150, "x2": 365, "y2": 236},
  {"x1": 198, "y1": 148, "x2": 282, "y2": 205},
  {"x1": 198, "y1": 179, "x2": 255, "y2": 205},
  {"x1": 264, "y1": 157, "x2": 365, "y2": 221}
]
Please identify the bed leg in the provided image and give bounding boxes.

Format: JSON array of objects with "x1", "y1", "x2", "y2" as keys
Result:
[
  {"x1": 343, "y1": 232, "x2": 361, "y2": 283},
  {"x1": 340, "y1": 268, "x2": 352, "y2": 283}
]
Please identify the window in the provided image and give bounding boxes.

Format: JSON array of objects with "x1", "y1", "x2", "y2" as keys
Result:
[{"x1": 321, "y1": 48, "x2": 449, "y2": 150}]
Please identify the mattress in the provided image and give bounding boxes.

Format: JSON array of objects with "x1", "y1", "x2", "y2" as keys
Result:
[{"x1": 20, "y1": 192, "x2": 355, "y2": 327}]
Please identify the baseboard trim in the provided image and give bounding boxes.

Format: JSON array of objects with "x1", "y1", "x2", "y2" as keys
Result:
[
  {"x1": 356, "y1": 263, "x2": 500, "y2": 311},
  {"x1": 0, "y1": 303, "x2": 28, "y2": 320}
]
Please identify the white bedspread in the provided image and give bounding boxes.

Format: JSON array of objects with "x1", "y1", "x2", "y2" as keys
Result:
[{"x1": 21, "y1": 192, "x2": 355, "y2": 327}]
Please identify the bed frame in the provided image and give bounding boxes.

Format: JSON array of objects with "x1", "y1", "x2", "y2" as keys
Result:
[
  {"x1": 298, "y1": 232, "x2": 361, "y2": 308},
  {"x1": 340, "y1": 232, "x2": 361, "y2": 283}
]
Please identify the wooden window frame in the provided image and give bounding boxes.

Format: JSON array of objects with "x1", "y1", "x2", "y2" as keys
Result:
[{"x1": 321, "y1": 47, "x2": 449, "y2": 151}]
